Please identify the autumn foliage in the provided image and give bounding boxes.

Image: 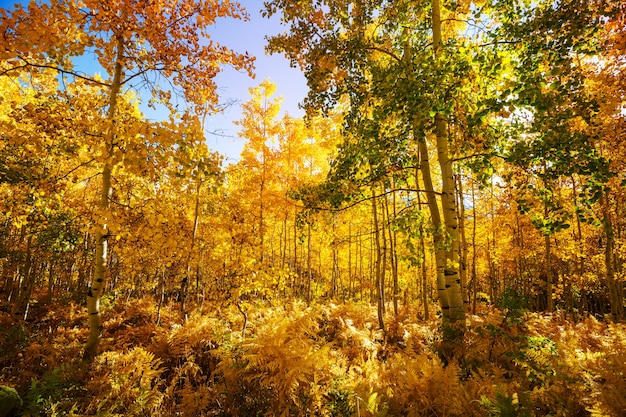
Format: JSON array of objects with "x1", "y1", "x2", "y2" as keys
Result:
[
  {"x1": 1, "y1": 0, "x2": 625, "y2": 416},
  {"x1": 1, "y1": 298, "x2": 625, "y2": 416}
]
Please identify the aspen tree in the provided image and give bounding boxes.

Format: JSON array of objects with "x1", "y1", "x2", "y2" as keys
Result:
[{"x1": 0, "y1": 0, "x2": 253, "y2": 359}]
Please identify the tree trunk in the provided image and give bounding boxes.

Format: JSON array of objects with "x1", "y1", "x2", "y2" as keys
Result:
[
  {"x1": 432, "y1": 0, "x2": 465, "y2": 330},
  {"x1": 371, "y1": 184, "x2": 385, "y2": 332},
  {"x1": 420, "y1": 232, "x2": 430, "y2": 320},
  {"x1": 306, "y1": 222, "x2": 312, "y2": 304},
  {"x1": 15, "y1": 235, "x2": 34, "y2": 320},
  {"x1": 358, "y1": 228, "x2": 363, "y2": 301},
  {"x1": 545, "y1": 232, "x2": 554, "y2": 312},
  {"x1": 282, "y1": 214, "x2": 288, "y2": 270},
  {"x1": 471, "y1": 177, "x2": 478, "y2": 314},
  {"x1": 259, "y1": 142, "x2": 266, "y2": 263},
  {"x1": 404, "y1": 26, "x2": 449, "y2": 318},
  {"x1": 602, "y1": 194, "x2": 621, "y2": 321},
  {"x1": 331, "y1": 217, "x2": 340, "y2": 299},
  {"x1": 456, "y1": 172, "x2": 468, "y2": 312},
  {"x1": 47, "y1": 261, "x2": 55, "y2": 303},
  {"x1": 385, "y1": 188, "x2": 400, "y2": 316},
  {"x1": 156, "y1": 270, "x2": 165, "y2": 326},
  {"x1": 543, "y1": 176, "x2": 554, "y2": 312},
  {"x1": 572, "y1": 177, "x2": 584, "y2": 318},
  {"x1": 417, "y1": 135, "x2": 448, "y2": 316},
  {"x1": 84, "y1": 34, "x2": 124, "y2": 361},
  {"x1": 182, "y1": 180, "x2": 202, "y2": 319},
  {"x1": 293, "y1": 208, "x2": 298, "y2": 295},
  {"x1": 380, "y1": 194, "x2": 387, "y2": 316},
  {"x1": 488, "y1": 179, "x2": 497, "y2": 301},
  {"x1": 348, "y1": 222, "x2": 353, "y2": 300},
  {"x1": 415, "y1": 167, "x2": 430, "y2": 320}
]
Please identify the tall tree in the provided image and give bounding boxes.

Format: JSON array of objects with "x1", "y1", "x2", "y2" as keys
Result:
[
  {"x1": 264, "y1": 0, "x2": 471, "y2": 351},
  {"x1": 1, "y1": 0, "x2": 254, "y2": 359},
  {"x1": 236, "y1": 79, "x2": 283, "y2": 263}
]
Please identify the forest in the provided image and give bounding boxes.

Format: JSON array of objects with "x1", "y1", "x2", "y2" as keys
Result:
[{"x1": 0, "y1": 0, "x2": 625, "y2": 416}]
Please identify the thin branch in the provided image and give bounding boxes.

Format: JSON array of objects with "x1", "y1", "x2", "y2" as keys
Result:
[
  {"x1": 206, "y1": 129, "x2": 238, "y2": 139},
  {"x1": 452, "y1": 152, "x2": 499, "y2": 162},
  {"x1": 2, "y1": 56, "x2": 112, "y2": 87},
  {"x1": 441, "y1": 17, "x2": 490, "y2": 32},
  {"x1": 121, "y1": 63, "x2": 168, "y2": 85},
  {"x1": 365, "y1": 46, "x2": 403, "y2": 64},
  {"x1": 55, "y1": 157, "x2": 97, "y2": 182},
  {"x1": 476, "y1": 40, "x2": 523, "y2": 48}
]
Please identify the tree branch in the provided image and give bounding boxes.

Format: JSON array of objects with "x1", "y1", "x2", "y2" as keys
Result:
[
  {"x1": 2, "y1": 56, "x2": 112, "y2": 87},
  {"x1": 365, "y1": 46, "x2": 403, "y2": 65},
  {"x1": 283, "y1": 186, "x2": 442, "y2": 212},
  {"x1": 55, "y1": 157, "x2": 97, "y2": 182}
]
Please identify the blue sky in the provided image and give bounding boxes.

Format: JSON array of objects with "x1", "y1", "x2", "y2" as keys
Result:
[
  {"x1": 198, "y1": 0, "x2": 308, "y2": 162},
  {"x1": 0, "y1": 0, "x2": 309, "y2": 162}
]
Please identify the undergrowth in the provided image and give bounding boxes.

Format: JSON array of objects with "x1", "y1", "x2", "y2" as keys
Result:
[{"x1": 0, "y1": 296, "x2": 625, "y2": 416}]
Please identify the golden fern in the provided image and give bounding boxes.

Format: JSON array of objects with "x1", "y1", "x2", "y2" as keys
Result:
[
  {"x1": 214, "y1": 303, "x2": 350, "y2": 416},
  {"x1": 87, "y1": 347, "x2": 164, "y2": 417}
]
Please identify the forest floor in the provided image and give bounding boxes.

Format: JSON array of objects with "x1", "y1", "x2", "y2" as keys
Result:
[{"x1": 1, "y1": 295, "x2": 625, "y2": 416}]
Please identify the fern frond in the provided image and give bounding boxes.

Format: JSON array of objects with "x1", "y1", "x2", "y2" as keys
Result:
[{"x1": 87, "y1": 347, "x2": 164, "y2": 417}]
